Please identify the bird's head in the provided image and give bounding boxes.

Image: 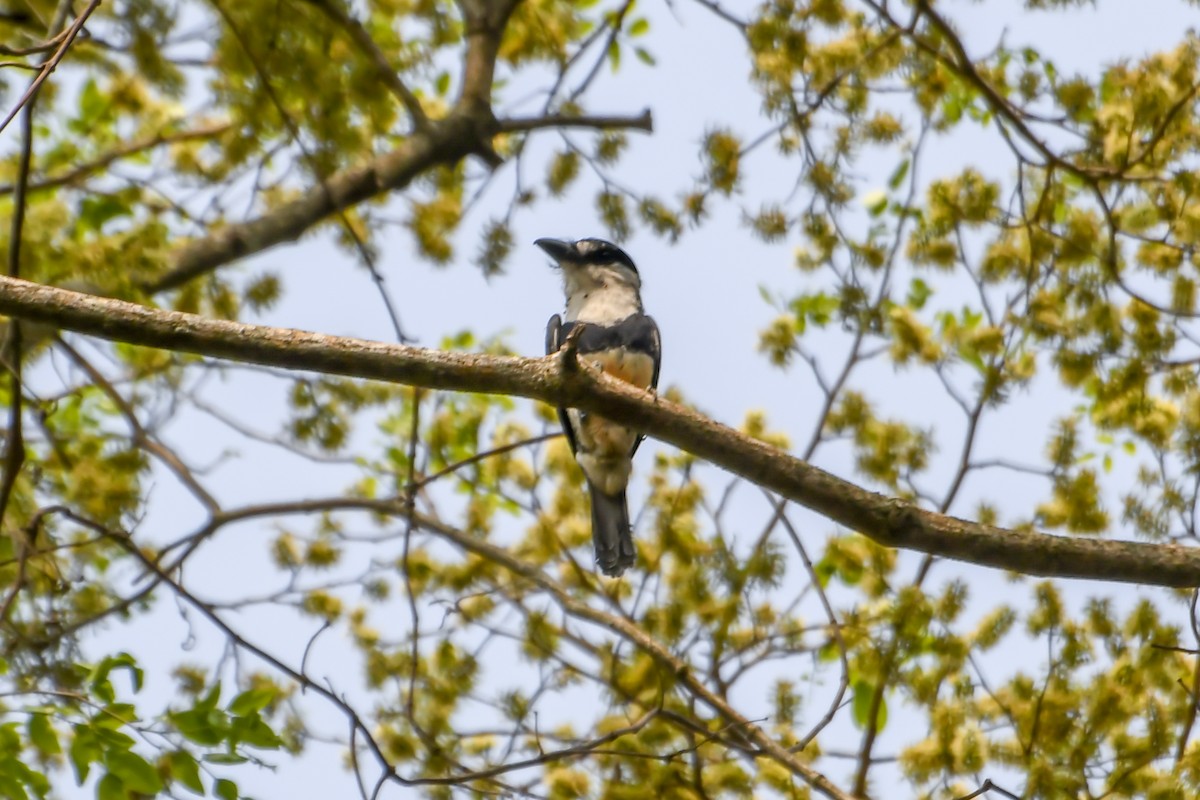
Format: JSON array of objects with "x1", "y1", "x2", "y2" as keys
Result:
[{"x1": 535, "y1": 237, "x2": 641, "y2": 294}]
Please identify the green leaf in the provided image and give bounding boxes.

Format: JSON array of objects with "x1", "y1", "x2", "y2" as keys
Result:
[
  {"x1": 105, "y1": 749, "x2": 163, "y2": 794},
  {"x1": 28, "y1": 714, "x2": 60, "y2": 756},
  {"x1": 816, "y1": 641, "x2": 840, "y2": 663},
  {"x1": 627, "y1": 17, "x2": 649, "y2": 36},
  {"x1": 96, "y1": 773, "x2": 124, "y2": 800},
  {"x1": 20, "y1": 760, "x2": 49, "y2": 797},
  {"x1": 168, "y1": 750, "x2": 204, "y2": 795},
  {"x1": 92, "y1": 727, "x2": 136, "y2": 751},
  {"x1": 78, "y1": 195, "x2": 132, "y2": 231},
  {"x1": 838, "y1": 557, "x2": 863, "y2": 586},
  {"x1": 851, "y1": 680, "x2": 888, "y2": 730},
  {"x1": 634, "y1": 46, "x2": 656, "y2": 66},
  {"x1": 88, "y1": 653, "x2": 144, "y2": 698},
  {"x1": 93, "y1": 704, "x2": 138, "y2": 729},
  {"x1": 0, "y1": 721, "x2": 19, "y2": 752},
  {"x1": 215, "y1": 778, "x2": 239, "y2": 800},
  {"x1": 813, "y1": 557, "x2": 835, "y2": 588},
  {"x1": 0, "y1": 773, "x2": 29, "y2": 800},
  {"x1": 168, "y1": 708, "x2": 225, "y2": 746},
  {"x1": 228, "y1": 688, "x2": 273, "y2": 717},
  {"x1": 198, "y1": 682, "x2": 223, "y2": 712},
  {"x1": 69, "y1": 725, "x2": 100, "y2": 784},
  {"x1": 204, "y1": 752, "x2": 249, "y2": 765},
  {"x1": 232, "y1": 716, "x2": 284, "y2": 749},
  {"x1": 863, "y1": 189, "x2": 888, "y2": 217},
  {"x1": 907, "y1": 278, "x2": 932, "y2": 310},
  {"x1": 79, "y1": 78, "x2": 105, "y2": 122},
  {"x1": 887, "y1": 158, "x2": 910, "y2": 190}
]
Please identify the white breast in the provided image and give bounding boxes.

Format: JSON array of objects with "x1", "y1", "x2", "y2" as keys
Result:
[
  {"x1": 568, "y1": 289, "x2": 641, "y2": 324},
  {"x1": 563, "y1": 263, "x2": 642, "y2": 324}
]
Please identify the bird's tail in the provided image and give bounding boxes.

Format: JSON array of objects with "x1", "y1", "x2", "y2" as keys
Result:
[{"x1": 587, "y1": 480, "x2": 635, "y2": 577}]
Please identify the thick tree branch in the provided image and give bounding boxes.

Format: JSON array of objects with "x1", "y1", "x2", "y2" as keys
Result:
[
  {"x1": 146, "y1": 0, "x2": 520, "y2": 292},
  {"x1": 144, "y1": 112, "x2": 488, "y2": 292},
  {"x1": 1, "y1": 275, "x2": 1199, "y2": 587},
  {"x1": 457, "y1": 0, "x2": 520, "y2": 115},
  {"x1": 139, "y1": 0, "x2": 655, "y2": 293}
]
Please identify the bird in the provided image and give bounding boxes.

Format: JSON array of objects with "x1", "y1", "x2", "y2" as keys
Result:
[{"x1": 538, "y1": 237, "x2": 661, "y2": 577}]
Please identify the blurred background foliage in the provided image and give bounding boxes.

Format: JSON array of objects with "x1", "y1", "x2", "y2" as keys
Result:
[{"x1": 3, "y1": 0, "x2": 1200, "y2": 798}]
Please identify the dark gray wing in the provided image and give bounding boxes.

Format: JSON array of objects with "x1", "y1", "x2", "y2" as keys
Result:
[
  {"x1": 630, "y1": 315, "x2": 661, "y2": 458},
  {"x1": 545, "y1": 314, "x2": 578, "y2": 454}
]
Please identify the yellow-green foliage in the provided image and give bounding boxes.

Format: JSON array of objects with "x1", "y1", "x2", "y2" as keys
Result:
[{"x1": 6, "y1": 2, "x2": 1200, "y2": 800}]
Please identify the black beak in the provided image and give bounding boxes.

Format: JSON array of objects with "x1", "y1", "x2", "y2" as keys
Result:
[{"x1": 534, "y1": 238, "x2": 576, "y2": 263}]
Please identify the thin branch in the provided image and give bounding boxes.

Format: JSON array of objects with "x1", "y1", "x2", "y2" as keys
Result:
[
  {"x1": 0, "y1": 25, "x2": 71, "y2": 57},
  {"x1": 133, "y1": 0, "x2": 654, "y2": 293},
  {"x1": 410, "y1": 432, "x2": 561, "y2": 492},
  {"x1": 405, "y1": 710, "x2": 659, "y2": 786},
  {"x1": 497, "y1": 109, "x2": 654, "y2": 134},
  {"x1": 208, "y1": 0, "x2": 413, "y2": 342},
  {"x1": 3, "y1": 277, "x2": 1200, "y2": 587},
  {"x1": 690, "y1": 0, "x2": 747, "y2": 30},
  {"x1": 566, "y1": 0, "x2": 634, "y2": 104},
  {"x1": 55, "y1": 336, "x2": 221, "y2": 511},
  {"x1": 953, "y1": 779, "x2": 1021, "y2": 800},
  {"x1": 1177, "y1": 589, "x2": 1200, "y2": 766},
  {"x1": 0, "y1": 0, "x2": 101, "y2": 138},
  {"x1": 403, "y1": 510, "x2": 853, "y2": 800},
  {"x1": 144, "y1": 111, "x2": 479, "y2": 292},
  {"x1": 299, "y1": 0, "x2": 429, "y2": 131},
  {"x1": 401, "y1": 389, "x2": 423, "y2": 724},
  {"x1": 0, "y1": 122, "x2": 231, "y2": 196},
  {"x1": 0, "y1": 60, "x2": 45, "y2": 71},
  {"x1": 53, "y1": 508, "x2": 406, "y2": 790},
  {"x1": 0, "y1": 63, "x2": 39, "y2": 534},
  {"x1": 776, "y1": 502, "x2": 849, "y2": 752}
]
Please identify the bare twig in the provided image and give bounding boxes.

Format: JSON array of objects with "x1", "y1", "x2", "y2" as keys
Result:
[
  {"x1": 0, "y1": 25, "x2": 71, "y2": 57},
  {"x1": 0, "y1": 122, "x2": 230, "y2": 196},
  {"x1": 497, "y1": 109, "x2": 654, "y2": 134},
  {"x1": 953, "y1": 779, "x2": 1021, "y2": 800},
  {"x1": 1176, "y1": 589, "x2": 1200, "y2": 765},
  {"x1": 401, "y1": 388, "x2": 423, "y2": 723},
  {"x1": 0, "y1": 62, "x2": 39, "y2": 534},
  {"x1": 409, "y1": 431, "x2": 561, "y2": 492},
  {"x1": 776, "y1": 502, "x2": 849, "y2": 752},
  {"x1": 55, "y1": 336, "x2": 221, "y2": 511},
  {"x1": 208, "y1": 0, "x2": 413, "y2": 343},
  {"x1": 299, "y1": 0, "x2": 429, "y2": 131},
  {"x1": 0, "y1": 0, "x2": 102, "y2": 138}
]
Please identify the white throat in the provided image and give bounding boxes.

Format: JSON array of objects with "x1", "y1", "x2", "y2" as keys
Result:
[{"x1": 563, "y1": 264, "x2": 642, "y2": 324}]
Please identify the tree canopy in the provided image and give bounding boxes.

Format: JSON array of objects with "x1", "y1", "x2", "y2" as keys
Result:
[{"x1": 2, "y1": 1, "x2": 1200, "y2": 799}]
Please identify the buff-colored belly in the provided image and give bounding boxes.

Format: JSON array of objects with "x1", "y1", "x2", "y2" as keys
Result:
[
  {"x1": 585, "y1": 348, "x2": 655, "y2": 389},
  {"x1": 569, "y1": 347, "x2": 654, "y2": 494}
]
